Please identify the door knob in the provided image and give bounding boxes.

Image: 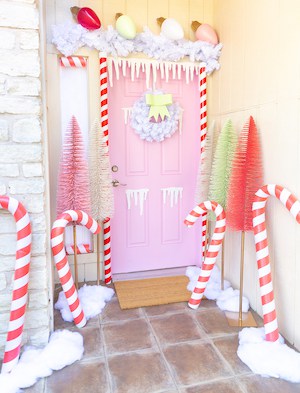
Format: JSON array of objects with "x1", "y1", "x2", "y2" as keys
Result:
[{"x1": 112, "y1": 179, "x2": 127, "y2": 187}]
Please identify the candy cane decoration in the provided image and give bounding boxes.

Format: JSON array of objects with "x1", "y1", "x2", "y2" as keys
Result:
[
  {"x1": 103, "y1": 218, "x2": 111, "y2": 284},
  {"x1": 51, "y1": 210, "x2": 100, "y2": 327},
  {"x1": 99, "y1": 52, "x2": 109, "y2": 147},
  {"x1": 66, "y1": 244, "x2": 91, "y2": 255},
  {"x1": 99, "y1": 52, "x2": 112, "y2": 284},
  {"x1": 60, "y1": 56, "x2": 87, "y2": 68},
  {"x1": 0, "y1": 196, "x2": 31, "y2": 374},
  {"x1": 185, "y1": 200, "x2": 226, "y2": 309},
  {"x1": 252, "y1": 184, "x2": 300, "y2": 342},
  {"x1": 199, "y1": 66, "x2": 208, "y2": 263}
]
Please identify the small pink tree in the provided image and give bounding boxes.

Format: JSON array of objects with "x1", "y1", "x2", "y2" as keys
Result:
[{"x1": 56, "y1": 116, "x2": 91, "y2": 215}]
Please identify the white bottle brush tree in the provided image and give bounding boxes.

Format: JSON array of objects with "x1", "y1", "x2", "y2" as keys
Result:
[{"x1": 89, "y1": 119, "x2": 114, "y2": 283}]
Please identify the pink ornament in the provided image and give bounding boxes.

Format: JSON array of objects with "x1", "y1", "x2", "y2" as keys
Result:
[
  {"x1": 71, "y1": 6, "x2": 101, "y2": 30},
  {"x1": 192, "y1": 21, "x2": 218, "y2": 45}
]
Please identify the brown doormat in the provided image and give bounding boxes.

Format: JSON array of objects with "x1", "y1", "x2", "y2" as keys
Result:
[{"x1": 114, "y1": 275, "x2": 191, "y2": 309}]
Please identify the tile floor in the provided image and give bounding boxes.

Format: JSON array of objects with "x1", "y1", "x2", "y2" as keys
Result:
[{"x1": 24, "y1": 287, "x2": 300, "y2": 393}]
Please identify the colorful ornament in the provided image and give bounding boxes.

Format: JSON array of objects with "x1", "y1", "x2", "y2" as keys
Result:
[
  {"x1": 115, "y1": 13, "x2": 136, "y2": 39},
  {"x1": 157, "y1": 17, "x2": 184, "y2": 40},
  {"x1": 191, "y1": 21, "x2": 219, "y2": 45},
  {"x1": 70, "y1": 6, "x2": 101, "y2": 30}
]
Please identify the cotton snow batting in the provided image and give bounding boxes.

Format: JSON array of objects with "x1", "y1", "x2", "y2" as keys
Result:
[
  {"x1": 55, "y1": 284, "x2": 114, "y2": 322},
  {"x1": 238, "y1": 327, "x2": 300, "y2": 383},
  {"x1": 0, "y1": 330, "x2": 84, "y2": 393},
  {"x1": 130, "y1": 91, "x2": 180, "y2": 142}
]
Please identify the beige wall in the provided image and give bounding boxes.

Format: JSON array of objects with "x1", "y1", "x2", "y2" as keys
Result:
[{"x1": 210, "y1": 0, "x2": 300, "y2": 349}]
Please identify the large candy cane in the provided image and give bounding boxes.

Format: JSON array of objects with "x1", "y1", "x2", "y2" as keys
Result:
[
  {"x1": 99, "y1": 52, "x2": 112, "y2": 284},
  {"x1": 252, "y1": 184, "x2": 300, "y2": 342},
  {"x1": 51, "y1": 210, "x2": 100, "y2": 327},
  {"x1": 185, "y1": 201, "x2": 226, "y2": 309},
  {"x1": 0, "y1": 196, "x2": 31, "y2": 374},
  {"x1": 60, "y1": 56, "x2": 87, "y2": 68},
  {"x1": 199, "y1": 66, "x2": 208, "y2": 263}
]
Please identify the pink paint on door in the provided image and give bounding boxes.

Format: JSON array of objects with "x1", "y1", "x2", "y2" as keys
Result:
[{"x1": 109, "y1": 73, "x2": 201, "y2": 274}]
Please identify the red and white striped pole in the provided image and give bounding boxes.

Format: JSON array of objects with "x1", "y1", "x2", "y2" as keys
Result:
[
  {"x1": 0, "y1": 196, "x2": 32, "y2": 374},
  {"x1": 51, "y1": 210, "x2": 100, "y2": 328},
  {"x1": 60, "y1": 56, "x2": 87, "y2": 68},
  {"x1": 99, "y1": 52, "x2": 112, "y2": 284},
  {"x1": 199, "y1": 66, "x2": 208, "y2": 264},
  {"x1": 252, "y1": 184, "x2": 300, "y2": 342},
  {"x1": 185, "y1": 200, "x2": 225, "y2": 309}
]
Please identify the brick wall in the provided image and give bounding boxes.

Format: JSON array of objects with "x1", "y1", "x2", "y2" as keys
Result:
[{"x1": 0, "y1": 0, "x2": 51, "y2": 354}]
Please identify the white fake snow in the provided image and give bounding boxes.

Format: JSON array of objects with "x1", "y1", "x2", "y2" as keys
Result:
[
  {"x1": 238, "y1": 327, "x2": 300, "y2": 383},
  {"x1": 55, "y1": 284, "x2": 115, "y2": 322},
  {"x1": 0, "y1": 330, "x2": 84, "y2": 393},
  {"x1": 185, "y1": 265, "x2": 249, "y2": 312}
]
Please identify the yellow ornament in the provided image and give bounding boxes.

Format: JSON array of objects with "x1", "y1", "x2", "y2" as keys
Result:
[{"x1": 115, "y1": 14, "x2": 136, "y2": 39}]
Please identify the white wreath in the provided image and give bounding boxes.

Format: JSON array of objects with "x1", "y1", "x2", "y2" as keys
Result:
[{"x1": 130, "y1": 91, "x2": 180, "y2": 142}]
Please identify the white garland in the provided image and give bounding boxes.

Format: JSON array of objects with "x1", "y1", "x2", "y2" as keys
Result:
[
  {"x1": 52, "y1": 23, "x2": 222, "y2": 74},
  {"x1": 130, "y1": 91, "x2": 180, "y2": 142}
]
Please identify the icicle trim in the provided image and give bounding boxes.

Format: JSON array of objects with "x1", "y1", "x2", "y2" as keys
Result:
[
  {"x1": 126, "y1": 189, "x2": 149, "y2": 215},
  {"x1": 108, "y1": 57, "x2": 205, "y2": 88},
  {"x1": 161, "y1": 187, "x2": 183, "y2": 207}
]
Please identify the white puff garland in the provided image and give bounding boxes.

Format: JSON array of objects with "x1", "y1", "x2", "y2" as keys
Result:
[
  {"x1": 130, "y1": 91, "x2": 180, "y2": 142},
  {"x1": 52, "y1": 23, "x2": 222, "y2": 74}
]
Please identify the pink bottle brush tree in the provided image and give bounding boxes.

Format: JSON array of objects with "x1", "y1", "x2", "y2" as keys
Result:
[{"x1": 56, "y1": 115, "x2": 91, "y2": 215}]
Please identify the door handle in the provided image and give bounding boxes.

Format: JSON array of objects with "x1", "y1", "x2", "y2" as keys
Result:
[{"x1": 112, "y1": 179, "x2": 127, "y2": 187}]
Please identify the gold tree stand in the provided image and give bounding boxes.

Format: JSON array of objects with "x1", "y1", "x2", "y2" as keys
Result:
[
  {"x1": 96, "y1": 220, "x2": 101, "y2": 285},
  {"x1": 73, "y1": 224, "x2": 79, "y2": 290},
  {"x1": 225, "y1": 231, "x2": 257, "y2": 327}
]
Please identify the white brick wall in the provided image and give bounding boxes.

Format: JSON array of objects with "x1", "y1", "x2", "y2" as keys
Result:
[{"x1": 0, "y1": 0, "x2": 51, "y2": 359}]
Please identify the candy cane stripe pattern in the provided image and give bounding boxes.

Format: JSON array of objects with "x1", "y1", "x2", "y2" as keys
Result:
[
  {"x1": 199, "y1": 65, "x2": 208, "y2": 262},
  {"x1": 51, "y1": 210, "x2": 100, "y2": 328},
  {"x1": 252, "y1": 184, "x2": 300, "y2": 342},
  {"x1": 185, "y1": 201, "x2": 226, "y2": 309},
  {"x1": 0, "y1": 195, "x2": 32, "y2": 374},
  {"x1": 99, "y1": 52, "x2": 109, "y2": 147},
  {"x1": 60, "y1": 56, "x2": 87, "y2": 68},
  {"x1": 66, "y1": 244, "x2": 91, "y2": 255},
  {"x1": 103, "y1": 218, "x2": 112, "y2": 284}
]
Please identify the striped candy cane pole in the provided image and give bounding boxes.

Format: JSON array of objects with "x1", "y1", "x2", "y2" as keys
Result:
[
  {"x1": 0, "y1": 196, "x2": 31, "y2": 374},
  {"x1": 199, "y1": 66, "x2": 208, "y2": 263},
  {"x1": 99, "y1": 52, "x2": 112, "y2": 284},
  {"x1": 252, "y1": 184, "x2": 300, "y2": 342},
  {"x1": 60, "y1": 56, "x2": 87, "y2": 68},
  {"x1": 185, "y1": 200, "x2": 226, "y2": 309},
  {"x1": 51, "y1": 210, "x2": 100, "y2": 328},
  {"x1": 103, "y1": 218, "x2": 111, "y2": 284},
  {"x1": 99, "y1": 52, "x2": 109, "y2": 147}
]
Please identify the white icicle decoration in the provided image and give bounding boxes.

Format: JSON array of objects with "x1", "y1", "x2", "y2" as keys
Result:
[
  {"x1": 122, "y1": 108, "x2": 132, "y2": 124},
  {"x1": 126, "y1": 189, "x2": 149, "y2": 215},
  {"x1": 161, "y1": 187, "x2": 183, "y2": 208},
  {"x1": 107, "y1": 57, "x2": 205, "y2": 88}
]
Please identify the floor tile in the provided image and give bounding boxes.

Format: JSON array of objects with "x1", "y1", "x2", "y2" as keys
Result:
[
  {"x1": 163, "y1": 341, "x2": 232, "y2": 386},
  {"x1": 213, "y1": 335, "x2": 251, "y2": 375},
  {"x1": 150, "y1": 313, "x2": 204, "y2": 345},
  {"x1": 103, "y1": 318, "x2": 155, "y2": 354},
  {"x1": 195, "y1": 309, "x2": 240, "y2": 336},
  {"x1": 180, "y1": 378, "x2": 244, "y2": 393},
  {"x1": 101, "y1": 298, "x2": 142, "y2": 323},
  {"x1": 108, "y1": 350, "x2": 175, "y2": 393},
  {"x1": 46, "y1": 359, "x2": 109, "y2": 393},
  {"x1": 79, "y1": 326, "x2": 104, "y2": 360},
  {"x1": 143, "y1": 302, "x2": 188, "y2": 317},
  {"x1": 238, "y1": 374, "x2": 300, "y2": 393},
  {"x1": 23, "y1": 378, "x2": 45, "y2": 393}
]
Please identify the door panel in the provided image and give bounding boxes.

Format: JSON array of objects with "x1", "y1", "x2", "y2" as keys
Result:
[{"x1": 109, "y1": 73, "x2": 201, "y2": 274}]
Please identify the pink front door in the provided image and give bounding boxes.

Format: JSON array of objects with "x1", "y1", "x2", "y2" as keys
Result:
[{"x1": 109, "y1": 73, "x2": 201, "y2": 275}]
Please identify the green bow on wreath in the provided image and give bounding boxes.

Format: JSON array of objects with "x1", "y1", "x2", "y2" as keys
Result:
[{"x1": 146, "y1": 93, "x2": 173, "y2": 121}]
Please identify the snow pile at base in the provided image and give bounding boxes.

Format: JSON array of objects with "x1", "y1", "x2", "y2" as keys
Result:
[
  {"x1": 238, "y1": 327, "x2": 300, "y2": 383},
  {"x1": 0, "y1": 330, "x2": 84, "y2": 393},
  {"x1": 185, "y1": 265, "x2": 249, "y2": 312},
  {"x1": 55, "y1": 284, "x2": 115, "y2": 322}
]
